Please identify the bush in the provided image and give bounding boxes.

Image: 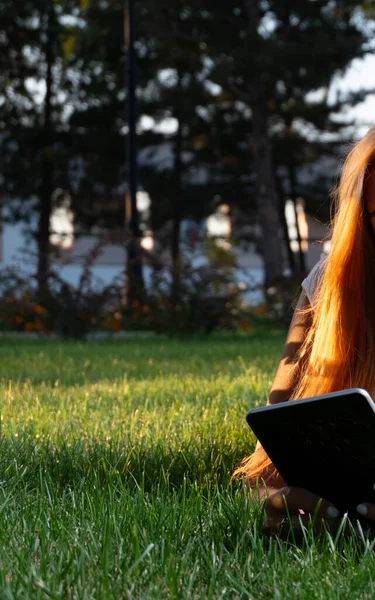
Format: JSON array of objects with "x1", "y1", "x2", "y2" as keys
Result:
[
  {"x1": 121, "y1": 239, "x2": 249, "y2": 334},
  {"x1": 0, "y1": 238, "x2": 291, "y2": 336},
  {"x1": 0, "y1": 245, "x2": 122, "y2": 338}
]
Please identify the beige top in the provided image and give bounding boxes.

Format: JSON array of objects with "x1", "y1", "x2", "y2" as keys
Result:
[{"x1": 301, "y1": 258, "x2": 326, "y2": 306}]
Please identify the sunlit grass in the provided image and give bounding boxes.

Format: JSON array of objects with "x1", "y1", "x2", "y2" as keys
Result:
[{"x1": 0, "y1": 335, "x2": 373, "y2": 599}]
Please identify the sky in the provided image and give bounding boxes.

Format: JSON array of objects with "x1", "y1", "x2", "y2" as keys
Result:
[{"x1": 330, "y1": 53, "x2": 375, "y2": 136}]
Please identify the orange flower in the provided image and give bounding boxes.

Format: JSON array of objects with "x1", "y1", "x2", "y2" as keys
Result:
[
  {"x1": 15, "y1": 316, "x2": 23, "y2": 324},
  {"x1": 142, "y1": 305, "x2": 150, "y2": 313},
  {"x1": 255, "y1": 306, "x2": 266, "y2": 316},
  {"x1": 33, "y1": 305, "x2": 45, "y2": 314},
  {"x1": 24, "y1": 322, "x2": 34, "y2": 332}
]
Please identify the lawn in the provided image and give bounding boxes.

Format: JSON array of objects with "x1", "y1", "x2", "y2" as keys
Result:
[{"x1": 0, "y1": 334, "x2": 373, "y2": 599}]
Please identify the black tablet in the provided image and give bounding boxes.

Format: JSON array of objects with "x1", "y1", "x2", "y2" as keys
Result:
[{"x1": 247, "y1": 388, "x2": 375, "y2": 516}]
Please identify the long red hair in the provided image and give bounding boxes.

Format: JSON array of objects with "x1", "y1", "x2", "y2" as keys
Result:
[{"x1": 234, "y1": 126, "x2": 375, "y2": 485}]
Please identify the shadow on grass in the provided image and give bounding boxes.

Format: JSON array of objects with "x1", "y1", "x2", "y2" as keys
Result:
[{"x1": 0, "y1": 431, "x2": 251, "y2": 494}]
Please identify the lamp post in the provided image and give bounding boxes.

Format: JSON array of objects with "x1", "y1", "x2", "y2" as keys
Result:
[{"x1": 124, "y1": 0, "x2": 144, "y2": 305}]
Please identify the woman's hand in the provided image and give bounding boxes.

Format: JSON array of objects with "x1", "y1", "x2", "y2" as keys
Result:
[{"x1": 263, "y1": 486, "x2": 341, "y2": 537}]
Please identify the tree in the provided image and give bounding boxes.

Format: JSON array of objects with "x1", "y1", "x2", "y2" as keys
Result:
[
  {"x1": 0, "y1": 0, "x2": 83, "y2": 294},
  {"x1": 66, "y1": 0, "x2": 152, "y2": 303},
  {"x1": 196, "y1": 0, "x2": 370, "y2": 284},
  {"x1": 132, "y1": 0, "x2": 374, "y2": 288},
  {"x1": 1, "y1": 0, "x2": 372, "y2": 300},
  {"x1": 268, "y1": 1, "x2": 371, "y2": 274},
  {"x1": 136, "y1": 3, "x2": 213, "y2": 306},
  {"x1": 137, "y1": 1, "x2": 262, "y2": 307}
]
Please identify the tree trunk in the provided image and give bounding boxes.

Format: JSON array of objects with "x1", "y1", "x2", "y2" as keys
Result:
[
  {"x1": 251, "y1": 102, "x2": 284, "y2": 287},
  {"x1": 126, "y1": 231, "x2": 145, "y2": 305},
  {"x1": 243, "y1": 0, "x2": 284, "y2": 288},
  {"x1": 125, "y1": 0, "x2": 145, "y2": 307},
  {"x1": 37, "y1": 13, "x2": 54, "y2": 297},
  {"x1": 170, "y1": 116, "x2": 183, "y2": 311}
]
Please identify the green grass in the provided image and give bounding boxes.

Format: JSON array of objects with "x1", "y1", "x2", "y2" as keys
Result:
[{"x1": 0, "y1": 334, "x2": 373, "y2": 599}]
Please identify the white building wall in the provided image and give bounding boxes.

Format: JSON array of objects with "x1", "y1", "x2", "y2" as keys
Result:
[
  {"x1": 1, "y1": 220, "x2": 126, "y2": 287},
  {"x1": 0, "y1": 207, "x2": 328, "y2": 303}
]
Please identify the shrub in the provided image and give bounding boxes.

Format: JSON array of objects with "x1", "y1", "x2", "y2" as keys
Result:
[
  {"x1": 0, "y1": 242, "x2": 122, "y2": 338},
  {"x1": 121, "y1": 239, "x2": 249, "y2": 334}
]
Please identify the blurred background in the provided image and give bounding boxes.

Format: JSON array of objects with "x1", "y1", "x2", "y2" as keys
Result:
[{"x1": 0, "y1": 0, "x2": 375, "y2": 337}]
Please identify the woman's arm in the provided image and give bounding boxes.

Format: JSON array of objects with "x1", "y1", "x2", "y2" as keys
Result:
[
  {"x1": 255, "y1": 290, "x2": 312, "y2": 457},
  {"x1": 267, "y1": 289, "x2": 312, "y2": 405}
]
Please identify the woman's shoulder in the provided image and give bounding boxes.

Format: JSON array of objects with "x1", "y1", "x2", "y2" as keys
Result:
[{"x1": 301, "y1": 257, "x2": 327, "y2": 306}]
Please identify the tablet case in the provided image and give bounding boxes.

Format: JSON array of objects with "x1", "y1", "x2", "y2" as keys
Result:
[{"x1": 247, "y1": 388, "x2": 375, "y2": 516}]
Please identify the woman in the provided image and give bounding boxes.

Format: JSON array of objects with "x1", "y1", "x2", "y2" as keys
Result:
[{"x1": 234, "y1": 125, "x2": 375, "y2": 533}]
